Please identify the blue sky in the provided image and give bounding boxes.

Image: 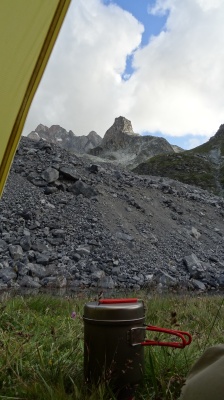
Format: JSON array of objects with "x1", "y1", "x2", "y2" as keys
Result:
[
  {"x1": 103, "y1": 1, "x2": 168, "y2": 47},
  {"x1": 23, "y1": 0, "x2": 224, "y2": 150},
  {"x1": 113, "y1": 0, "x2": 168, "y2": 80}
]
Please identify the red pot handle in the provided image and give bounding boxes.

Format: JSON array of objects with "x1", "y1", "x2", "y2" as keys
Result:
[
  {"x1": 141, "y1": 325, "x2": 192, "y2": 348},
  {"x1": 99, "y1": 298, "x2": 138, "y2": 304}
]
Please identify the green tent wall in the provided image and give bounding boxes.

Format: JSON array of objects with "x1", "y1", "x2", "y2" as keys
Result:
[{"x1": 0, "y1": 0, "x2": 71, "y2": 196}]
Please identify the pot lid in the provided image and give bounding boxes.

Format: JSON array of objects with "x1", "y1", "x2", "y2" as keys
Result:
[{"x1": 83, "y1": 298, "x2": 144, "y2": 321}]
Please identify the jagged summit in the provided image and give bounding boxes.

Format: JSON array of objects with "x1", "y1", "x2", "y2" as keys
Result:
[
  {"x1": 105, "y1": 116, "x2": 136, "y2": 135},
  {"x1": 36, "y1": 123, "x2": 48, "y2": 133},
  {"x1": 101, "y1": 116, "x2": 139, "y2": 151},
  {"x1": 89, "y1": 116, "x2": 174, "y2": 168},
  {"x1": 27, "y1": 124, "x2": 102, "y2": 154}
]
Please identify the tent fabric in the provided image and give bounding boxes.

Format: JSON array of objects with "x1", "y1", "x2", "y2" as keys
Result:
[{"x1": 0, "y1": 0, "x2": 71, "y2": 197}]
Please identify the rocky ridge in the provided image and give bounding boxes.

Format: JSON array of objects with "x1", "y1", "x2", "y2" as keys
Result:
[
  {"x1": 89, "y1": 116, "x2": 175, "y2": 169},
  {"x1": 28, "y1": 117, "x2": 182, "y2": 171},
  {"x1": 1, "y1": 137, "x2": 224, "y2": 293},
  {"x1": 28, "y1": 124, "x2": 102, "y2": 154}
]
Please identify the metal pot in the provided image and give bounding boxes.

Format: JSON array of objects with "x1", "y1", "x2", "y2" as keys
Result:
[{"x1": 83, "y1": 298, "x2": 191, "y2": 399}]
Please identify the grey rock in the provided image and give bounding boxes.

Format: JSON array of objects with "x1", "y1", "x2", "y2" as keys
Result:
[
  {"x1": 191, "y1": 279, "x2": 206, "y2": 291},
  {"x1": 41, "y1": 167, "x2": 59, "y2": 183},
  {"x1": 145, "y1": 274, "x2": 154, "y2": 283},
  {"x1": 20, "y1": 236, "x2": 31, "y2": 251},
  {"x1": 31, "y1": 178, "x2": 47, "y2": 187},
  {"x1": 8, "y1": 245, "x2": 23, "y2": 260},
  {"x1": 0, "y1": 239, "x2": 8, "y2": 251},
  {"x1": 91, "y1": 270, "x2": 105, "y2": 281},
  {"x1": 27, "y1": 250, "x2": 36, "y2": 262},
  {"x1": 156, "y1": 270, "x2": 178, "y2": 287},
  {"x1": 27, "y1": 263, "x2": 48, "y2": 278},
  {"x1": 98, "y1": 276, "x2": 115, "y2": 289},
  {"x1": 27, "y1": 131, "x2": 40, "y2": 141},
  {"x1": 183, "y1": 253, "x2": 206, "y2": 279},
  {"x1": 69, "y1": 180, "x2": 98, "y2": 198},
  {"x1": 35, "y1": 253, "x2": 50, "y2": 265},
  {"x1": 44, "y1": 186, "x2": 58, "y2": 195},
  {"x1": 88, "y1": 164, "x2": 99, "y2": 174},
  {"x1": 71, "y1": 253, "x2": 81, "y2": 262},
  {"x1": 32, "y1": 241, "x2": 49, "y2": 252},
  {"x1": 149, "y1": 233, "x2": 158, "y2": 245},
  {"x1": 0, "y1": 268, "x2": 17, "y2": 282},
  {"x1": 116, "y1": 232, "x2": 133, "y2": 241},
  {"x1": 51, "y1": 229, "x2": 66, "y2": 238},
  {"x1": 59, "y1": 166, "x2": 79, "y2": 181},
  {"x1": 217, "y1": 275, "x2": 224, "y2": 287},
  {"x1": 183, "y1": 253, "x2": 202, "y2": 269},
  {"x1": 41, "y1": 276, "x2": 67, "y2": 288},
  {"x1": 76, "y1": 246, "x2": 91, "y2": 256},
  {"x1": 20, "y1": 275, "x2": 41, "y2": 288},
  {"x1": 112, "y1": 266, "x2": 120, "y2": 275},
  {"x1": 16, "y1": 262, "x2": 29, "y2": 277},
  {"x1": 47, "y1": 237, "x2": 64, "y2": 246},
  {"x1": 190, "y1": 227, "x2": 201, "y2": 239},
  {"x1": 23, "y1": 228, "x2": 31, "y2": 237}
]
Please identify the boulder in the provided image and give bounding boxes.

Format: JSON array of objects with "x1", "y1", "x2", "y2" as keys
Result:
[
  {"x1": 41, "y1": 167, "x2": 59, "y2": 183},
  {"x1": 69, "y1": 180, "x2": 98, "y2": 198}
]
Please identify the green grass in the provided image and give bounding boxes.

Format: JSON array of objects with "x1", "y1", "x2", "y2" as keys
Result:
[{"x1": 0, "y1": 293, "x2": 224, "y2": 399}]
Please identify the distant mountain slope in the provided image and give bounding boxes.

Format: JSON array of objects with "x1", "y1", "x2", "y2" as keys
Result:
[
  {"x1": 28, "y1": 124, "x2": 102, "y2": 154},
  {"x1": 27, "y1": 119, "x2": 224, "y2": 195},
  {"x1": 133, "y1": 124, "x2": 224, "y2": 196}
]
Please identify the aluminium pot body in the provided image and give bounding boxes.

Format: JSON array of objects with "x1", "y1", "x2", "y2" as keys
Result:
[{"x1": 83, "y1": 299, "x2": 145, "y2": 397}]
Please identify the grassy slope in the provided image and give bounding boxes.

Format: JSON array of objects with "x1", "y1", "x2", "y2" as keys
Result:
[
  {"x1": 0, "y1": 293, "x2": 224, "y2": 400},
  {"x1": 133, "y1": 129, "x2": 224, "y2": 195},
  {"x1": 133, "y1": 153, "x2": 217, "y2": 193}
]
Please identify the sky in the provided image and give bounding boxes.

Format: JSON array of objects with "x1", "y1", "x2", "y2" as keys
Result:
[{"x1": 22, "y1": 0, "x2": 224, "y2": 149}]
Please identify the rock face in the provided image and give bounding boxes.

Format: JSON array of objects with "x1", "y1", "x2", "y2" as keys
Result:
[
  {"x1": 101, "y1": 116, "x2": 138, "y2": 150},
  {"x1": 89, "y1": 116, "x2": 175, "y2": 168},
  {"x1": 28, "y1": 124, "x2": 102, "y2": 154},
  {"x1": 1, "y1": 136, "x2": 224, "y2": 293}
]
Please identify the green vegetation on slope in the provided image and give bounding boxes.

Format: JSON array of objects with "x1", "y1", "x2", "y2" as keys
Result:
[
  {"x1": 0, "y1": 293, "x2": 224, "y2": 399},
  {"x1": 133, "y1": 125, "x2": 224, "y2": 195},
  {"x1": 133, "y1": 153, "x2": 217, "y2": 193},
  {"x1": 189, "y1": 134, "x2": 224, "y2": 157}
]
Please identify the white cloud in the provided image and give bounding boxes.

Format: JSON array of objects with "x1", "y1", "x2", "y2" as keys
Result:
[
  {"x1": 129, "y1": 0, "x2": 224, "y2": 136},
  {"x1": 23, "y1": 0, "x2": 143, "y2": 136},
  {"x1": 23, "y1": 0, "x2": 224, "y2": 140}
]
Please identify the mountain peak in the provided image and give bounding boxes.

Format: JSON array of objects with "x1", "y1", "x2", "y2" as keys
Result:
[
  {"x1": 101, "y1": 116, "x2": 139, "y2": 150},
  {"x1": 28, "y1": 124, "x2": 102, "y2": 153},
  {"x1": 35, "y1": 124, "x2": 48, "y2": 133},
  {"x1": 111, "y1": 116, "x2": 135, "y2": 134}
]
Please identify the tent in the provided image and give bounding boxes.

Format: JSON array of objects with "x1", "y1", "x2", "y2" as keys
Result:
[{"x1": 0, "y1": 0, "x2": 71, "y2": 197}]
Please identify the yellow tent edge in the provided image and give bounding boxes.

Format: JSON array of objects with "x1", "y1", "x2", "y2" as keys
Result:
[{"x1": 0, "y1": 0, "x2": 71, "y2": 197}]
